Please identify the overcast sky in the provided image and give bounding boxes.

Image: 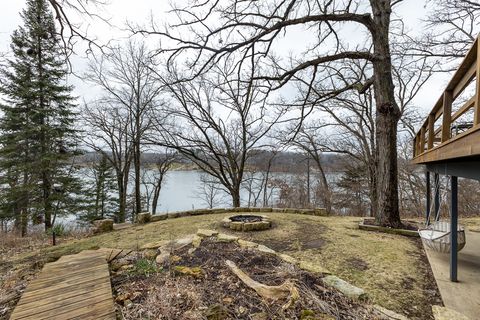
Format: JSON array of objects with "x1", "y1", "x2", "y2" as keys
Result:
[{"x1": 0, "y1": 1, "x2": 458, "y2": 120}]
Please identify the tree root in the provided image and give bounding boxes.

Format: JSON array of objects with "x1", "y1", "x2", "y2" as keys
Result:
[{"x1": 225, "y1": 260, "x2": 299, "y2": 309}]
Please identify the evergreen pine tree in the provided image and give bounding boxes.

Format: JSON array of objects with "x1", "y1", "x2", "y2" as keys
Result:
[
  {"x1": 0, "y1": 0, "x2": 80, "y2": 233},
  {"x1": 80, "y1": 153, "x2": 118, "y2": 222}
]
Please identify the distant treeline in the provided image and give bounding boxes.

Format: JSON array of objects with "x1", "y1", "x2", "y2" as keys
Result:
[{"x1": 75, "y1": 150, "x2": 345, "y2": 173}]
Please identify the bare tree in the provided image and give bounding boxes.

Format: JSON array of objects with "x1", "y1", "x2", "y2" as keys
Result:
[
  {"x1": 418, "y1": 1, "x2": 479, "y2": 63},
  {"x1": 86, "y1": 40, "x2": 162, "y2": 218},
  {"x1": 196, "y1": 173, "x2": 224, "y2": 209},
  {"x1": 152, "y1": 62, "x2": 285, "y2": 207},
  {"x1": 82, "y1": 102, "x2": 133, "y2": 222},
  {"x1": 132, "y1": 0, "x2": 414, "y2": 227},
  {"x1": 286, "y1": 126, "x2": 332, "y2": 213},
  {"x1": 141, "y1": 151, "x2": 176, "y2": 215}
]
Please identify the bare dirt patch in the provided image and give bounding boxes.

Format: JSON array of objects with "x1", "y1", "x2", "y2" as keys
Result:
[{"x1": 345, "y1": 257, "x2": 369, "y2": 271}]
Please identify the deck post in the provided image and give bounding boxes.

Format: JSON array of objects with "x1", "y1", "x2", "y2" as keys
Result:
[
  {"x1": 475, "y1": 38, "x2": 480, "y2": 125},
  {"x1": 450, "y1": 175, "x2": 458, "y2": 282},
  {"x1": 442, "y1": 91, "x2": 453, "y2": 142},
  {"x1": 426, "y1": 171, "x2": 431, "y2": 225},
  {"x1": 434, "y1": 173, "x2": 440, "y2": 219},
  {"x1": 427, "y1": 114, "x2": 434, "y2": 149}
]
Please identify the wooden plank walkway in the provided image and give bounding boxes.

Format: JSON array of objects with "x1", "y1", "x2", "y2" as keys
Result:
[{"x1": 10, "y1": 250, "x2": 116, "y2": 320}]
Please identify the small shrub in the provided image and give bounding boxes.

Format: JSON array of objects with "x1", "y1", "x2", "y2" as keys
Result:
[
  {"x1": 47, "y1": 223, "x2": 70, "y2": 237},
  {"x1": 132, "y1": 258, "x2": 159, "y2": 276}
]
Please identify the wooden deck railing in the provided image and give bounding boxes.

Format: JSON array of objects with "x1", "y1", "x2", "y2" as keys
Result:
[{"x1": 413, "y1": 35, "x2": 480, "y2": 161}]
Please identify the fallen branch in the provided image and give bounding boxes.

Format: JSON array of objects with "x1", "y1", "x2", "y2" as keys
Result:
[{"x1": 225, "y1": 260, "x2": 299, "y2": 309}]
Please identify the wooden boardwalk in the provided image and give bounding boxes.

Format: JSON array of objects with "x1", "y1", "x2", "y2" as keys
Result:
[{"x1": 10, "y1": 250, "x2": 115, "y2": 320}]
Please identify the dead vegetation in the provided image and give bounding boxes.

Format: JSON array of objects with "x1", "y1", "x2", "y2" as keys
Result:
[{"x1": 111, "y1": 239, "x2": 382, "y2": 319}]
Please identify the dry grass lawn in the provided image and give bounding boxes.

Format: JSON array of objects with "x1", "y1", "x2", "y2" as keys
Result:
[{"x1": 1, "y1": 212, "x2": 449, "y2": 319}]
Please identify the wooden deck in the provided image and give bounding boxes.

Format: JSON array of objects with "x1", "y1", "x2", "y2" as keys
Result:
[
  {"x1": 412, "y1": 35, "x2": 480, "y2": 164},
  {"x1": 9, "y1": 250, "x2": 115, "y2": 320}
]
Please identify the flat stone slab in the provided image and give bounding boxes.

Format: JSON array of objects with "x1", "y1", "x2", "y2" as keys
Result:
[
  {"x1": 140, "y1": 240, "x2": 170, "y2": 250},
  {"x1": 256, "y1": 244, "x2": 275, "y2": 254},
  {"x1": 432, "y1": 306, "x2": 470, "y2": 320},
  {"x1": 197, "y1": 229, "x2": 218, "y2": 237},
  {"x1": 216, "y1": 233, "x2": 239, "y2": 242},
  {"x1": 373, "y1": 305, "x2": 409, "y2": 320},
  {"x1": 277, "y1": 253, "x2": 298, "y2": 265},
  {"x1": 299, "y1": 261, "x2": 330, "y2": 275},
  {"x1": 237, "y1": 239, "x2": 258, "y2": 248},
  {"x1": 322, "y1": 275, "x2": 367, "y2": 300},
  {"x1": 150, "y1": 214, "x2": 167, "y2": 222}
]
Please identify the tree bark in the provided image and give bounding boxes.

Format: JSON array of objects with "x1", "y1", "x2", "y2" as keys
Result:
[
  {"x1": 371, "y1": 0, "x2": 402, "y2": 228},
  {"x1": 116, "y1": 173, "x2": 128, "y2": 223},
  {"x1": 231, "y1": 188, "x2": 241, "y2": 208}
]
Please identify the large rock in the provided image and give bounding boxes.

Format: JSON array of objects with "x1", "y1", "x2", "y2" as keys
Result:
[
  {"x1": 93, "y1": 219, "x2": 114, "y2": 234},
  {"x1": 373, "y1": 305, "x2": 409, "y2": 320},
  {"x1": 173, "y1": 266, "x2": 203, "y2": 278},
  {"x1": 197, "y1": 229, "x2": 218, "y2": 237},
  {"x1": 322, "y1": 275, "x2": 367, "y2": 300},
  {"x1": 136, "y1": 212, "x2": 151, "y2": 224},
  {"x1": 150, "y1": 214, "x2": 167, "y2": 222},
  {"x1": 432, "y1": 306, "x2": 469, "y2": 320},
  {"x1": 314, "y1": 208, "x2": 328, "y2": 216},
  {"x1": 299, "y1": 261, "x2": 330, "y2": 274},
  {"x1": 142, "y1": 249, "x2": 157, "y2": 260},
  {"x1": 256, "y1": 244, "x2": 276, "y2": 254},
  {"x1": 141, "y1": 240, "x2": 170, "y2": 250},
  {"x1": 160, "y1": 235, "x2": 195, "y2": 251},
  {"x1": 217, "y1": 233, "x2": 238, "y2": 242},
  {"x1": 277, "y1": 253, "x2": 298, "y2": 265},
  {"x1": 237, "y1": 239, "x2": 258, "y2": 248},
  {"x1": 155, "y1": 252, "x2": 170, "y2": 265},
  {"x1": 192, "y1": 235, "x2": 202, "y2": 248}
]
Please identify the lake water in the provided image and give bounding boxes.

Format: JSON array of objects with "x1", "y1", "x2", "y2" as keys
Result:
[{"x1": 56, "y1": 169, "x2": 338, "y2": 225}]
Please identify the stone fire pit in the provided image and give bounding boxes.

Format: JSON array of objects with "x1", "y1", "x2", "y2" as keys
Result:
[{"x1": 222, "y1": 214, "x2": 272, "y2": 231}]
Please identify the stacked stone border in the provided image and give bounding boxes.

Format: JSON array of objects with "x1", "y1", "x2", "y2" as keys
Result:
[
  {"x1": 148, "y1": 207, "x2": 327, "y2": 223},
  {"x1": 222, "y1": 215, "x2": 271, "y2": 231},
  {"x1": 93, "y1": 208, "x2": 327, "y2": 238}
]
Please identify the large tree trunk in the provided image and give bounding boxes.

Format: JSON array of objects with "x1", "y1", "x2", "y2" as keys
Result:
[
  {"x1": 116, "y1": 173, "x2": 127, "y2": 223},
  {"x1": 371, "y1": 0, "x2": 402, "y2": 228},
  {"x1": 151, "y1": 174, "x2": 165, "y2": 215},
  {"x1": 134, "y1": 140, "x2": 141, "y2": 214},
  {"x1": 315, "y1": 160, "x2": 332, "y2": 214},
  {"x1": 231, "y1": 187, "x2": 241, "y2": 208},
  {"x1": 152, "y1": 184, "x2": 161, "y2": 215},
  {"x1": 367, "y1": 162, "x2": 377, "y2": 217}
]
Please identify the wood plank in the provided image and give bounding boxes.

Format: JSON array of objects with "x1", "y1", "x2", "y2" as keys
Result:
[
  {"x1": 442, "y1": 91, "x2": 453, "y2": 142},
  {"x1": 10, "y1": 286, "x2": 110, "y2": 318},
  {"x1": 475, "y1": 38, "x2": 480, "y2": 125},
  {"x1": 453, "y1": 60, "x2": 476, "y2": 99},
  {"x1": 10, "y1": 250, "x2": 115, "y2": 320},
  {"x1": 420, "y1": 126, "x2": 426, "y2": 153},
  {"x1": 24, "y1": 266, "x2": 109, "y2": 291},
  {"x1": 428, "y1": 114, "x2": 435, "y2": 149},
  {"x1": 451, "y1": 96, "x2": 475, "y2": 122},
  {"x1": 411, "y1": 125, "x2": 480, "y2": 164},
  {"x1": 16, "y1": 281, "x2": 111, "y2": 306},
  {"x1": 13, "y1": 296, "x2": 113, "y2": 320},
  {"x1": 45, "y1": 299, "x2": 115, "y2": 320}
]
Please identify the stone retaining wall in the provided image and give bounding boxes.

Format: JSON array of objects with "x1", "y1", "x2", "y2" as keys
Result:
[{"x1": 145, "y1": 207, "x2": 327, "y2": 223}]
